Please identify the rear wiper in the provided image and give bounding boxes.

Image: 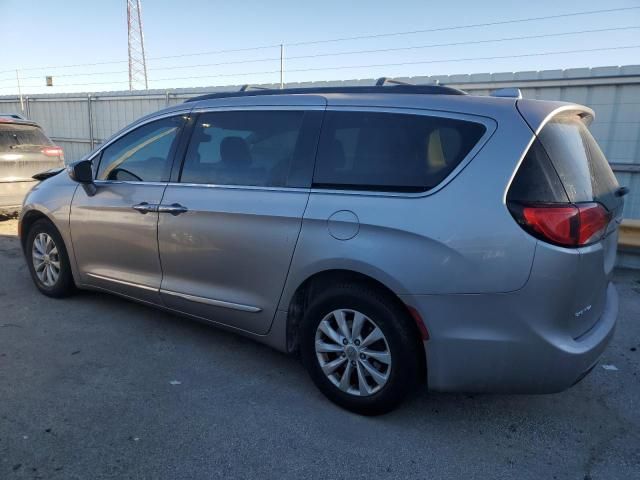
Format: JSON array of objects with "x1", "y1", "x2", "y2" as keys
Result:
[{"x1": 9, "y1": 143, "x2": 44, "y2": 149}]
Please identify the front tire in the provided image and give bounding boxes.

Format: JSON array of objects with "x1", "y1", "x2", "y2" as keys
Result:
[
  {"x1": 25, "y1": 219, "x2": 74, "y2": 298},
  {"x1": 300, "y1": 283, "x2": 421, "y2": 415}
]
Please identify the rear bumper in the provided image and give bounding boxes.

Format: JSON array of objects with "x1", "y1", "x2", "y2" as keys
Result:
[
  {"x1": 401, "y1": 282, "x2": 618, "y2": 393},
  {"x1": 0, "y1": 180, "x2": 35, "y2": 211}
]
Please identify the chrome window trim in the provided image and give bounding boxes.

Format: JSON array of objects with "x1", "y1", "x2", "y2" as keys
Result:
[
  {"x1": 86, "y1": 272, "x2": 158, "y2": 292},
  {"x1": 88, "y1": 105, "x2": 495, "y2": 198},
  {"x1": 165, "y1": 182, "x2": 309, "y2": 193},
  {"x1": 161, "y1": 289, "x2": 262, "y2": 313},
  {"x1": 93, "y1": 179, "x2": 309, "y2": 193},
  {"x1": 191, "y1": 104, "x2": 326, "y2": 114},
  {"x1": 93, "y1": 180, "x2": 168, "y2": 187}
]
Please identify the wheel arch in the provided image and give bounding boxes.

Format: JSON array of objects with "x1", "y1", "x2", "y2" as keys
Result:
[
  {"x1": 284, "y1": 268, "x2": 427, "y2": 381},
  {"x1": 19, "y1": 207, "x2": 79, "y2": 287},
  {"x1": 19, "y1": 209, "x2": 51, "y2": 252}
]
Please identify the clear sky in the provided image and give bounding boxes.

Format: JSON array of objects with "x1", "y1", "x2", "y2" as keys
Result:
[{"x1": 0, "y1": 0, "x2": 639, "y2": 94}]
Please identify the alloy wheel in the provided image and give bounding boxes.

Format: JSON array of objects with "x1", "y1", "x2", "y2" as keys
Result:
[
  {"x1": 314, "y1": 309, "x2": 392, "y2": 396},
  {"x1": 32, "y1": 232, "x2": 60, "y2": 287}
]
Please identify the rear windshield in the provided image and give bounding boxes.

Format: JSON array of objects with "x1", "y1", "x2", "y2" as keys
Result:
[
  {"x1": 537, "y1": 114, "x2": 619, "y2": 207},
  {"x1": 313, "y1": 111, "x2": 486, "y2": 192},
  {"x1": 0, "y1": 124, "x2": 52, "y2": 150}
]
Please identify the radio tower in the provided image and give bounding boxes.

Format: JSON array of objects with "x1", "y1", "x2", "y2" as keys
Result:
[{"x1": 127, "y1": 0, "x2": 148, "y2": 90}]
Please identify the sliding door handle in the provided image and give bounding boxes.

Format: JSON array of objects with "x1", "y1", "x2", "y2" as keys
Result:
[
  {"x1": 158, "y1": 203, "x2": 188, "y2": 216},
  {"x1": 132, "y1": 202, "x2": 158, "y2": 214}
]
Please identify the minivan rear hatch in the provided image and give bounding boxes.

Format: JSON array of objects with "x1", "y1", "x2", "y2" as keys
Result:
[{"x1": 509, "y1": 106, "x2": 624, "y2": 337}]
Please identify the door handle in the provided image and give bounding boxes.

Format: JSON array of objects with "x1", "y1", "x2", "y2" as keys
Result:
[
  {"x1": 132, "y1": 202, "x2": 158, "y2": 214},
  {"x1": 158, "y1": 203, "x2": 188, "y2": 216}
]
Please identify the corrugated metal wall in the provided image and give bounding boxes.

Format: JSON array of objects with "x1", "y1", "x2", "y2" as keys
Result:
[{"x1": 1, "y1": 65, "x2": 639, "y2": 219}]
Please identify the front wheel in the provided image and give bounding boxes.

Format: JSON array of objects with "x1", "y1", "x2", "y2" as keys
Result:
[
  {"x1": 300, "y1": 284, "x2": 422, "y2": 415},
  {"x1": 25, "y1": 219, "x2": 75, "y2": 298}
]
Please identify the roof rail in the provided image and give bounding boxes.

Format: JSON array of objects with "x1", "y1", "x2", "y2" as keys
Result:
[
  {"x1": 184, "y1": 84, "x2": 466, "y2": 103},
  {"x1": 0, "y1": 113, "x2": 27, "y2": 120},
  {"x1": 375, "y1": 77, "x2": 441, "y2": 87},
  {"x1": 239, "y1": 84, "x2": 271, "y2": 92},
  {"x1": 490, "y1": 87, "x2": 522, "y2": 99},
  {"x1": 375, "y1": 77, "x2": 413, "y2": 86}
]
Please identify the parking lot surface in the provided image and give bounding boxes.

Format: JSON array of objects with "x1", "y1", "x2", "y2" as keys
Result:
[{"x1": 0, "y1": 217, "x2": 639, "y2": 479}]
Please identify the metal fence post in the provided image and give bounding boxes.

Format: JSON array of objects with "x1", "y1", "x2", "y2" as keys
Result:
[
  {"x1": 165, "y1": 91, "x2": 170, "y2": 107},
  {"x1": 87, "y1": 95, "x2": 95, "y2": 150},
  {"x1": 280, "y1": 44, "x2": 284, "y2": 89},
  {"x1": 25, "y1": 96, "x2": 30, "y2": 119}
]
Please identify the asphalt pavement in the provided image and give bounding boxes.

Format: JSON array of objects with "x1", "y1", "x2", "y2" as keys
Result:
[{"x1": 0, "y1": 218, "x2": 639, "y2": 479}]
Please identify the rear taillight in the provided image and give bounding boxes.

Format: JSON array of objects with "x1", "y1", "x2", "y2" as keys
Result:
[
  {"x1": 41, "y1": 146, "x2": 63, "y2": 157},
  {"x1": 508, "y1": 202, "x2": 611, "y2": 247}
]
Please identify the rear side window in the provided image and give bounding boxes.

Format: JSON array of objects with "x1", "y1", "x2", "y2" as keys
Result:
[
  {"x1": 0, "y1": 124, "x2": 52, "y2": 150},
  {"x1": 313, "y1": 111, "x2": 486, "y2": 192},
  {"x1": 180, "y1": 110, "x2": 306, "y2": 187},
  {"x1": 536, "y1": 115, "x2": 619, "y2": 208}
]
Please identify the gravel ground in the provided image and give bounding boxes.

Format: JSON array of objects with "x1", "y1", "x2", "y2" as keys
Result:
[{"x1": 0, "y1": 218, "x2": 639, "y2": 479}]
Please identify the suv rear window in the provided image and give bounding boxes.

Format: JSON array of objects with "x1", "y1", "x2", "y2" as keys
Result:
[
  {"x1": 0, "y1": 124, "x2": 52, "y2": 150},
  {"x1": 313, "y1": 111, "x2": 486, "y2": 192}
]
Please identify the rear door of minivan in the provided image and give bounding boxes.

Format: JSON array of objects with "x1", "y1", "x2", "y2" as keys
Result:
[{"x1": 157, "y1": 105, "x2": 323, "y2": 335}]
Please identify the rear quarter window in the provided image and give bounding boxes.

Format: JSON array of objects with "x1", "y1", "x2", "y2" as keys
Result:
[{"x1": 313, "y1": 110, "x2": 486, "y2": 192}]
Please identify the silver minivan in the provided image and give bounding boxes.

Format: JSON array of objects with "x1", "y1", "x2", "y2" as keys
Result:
[{"x1": 19, "y1": 84, "x2": 624, "y2": 414}]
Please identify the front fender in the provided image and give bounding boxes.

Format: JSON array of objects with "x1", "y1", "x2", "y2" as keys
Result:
[{"x1": 19, "y1": 173, "x2": 79, "y2": 281}]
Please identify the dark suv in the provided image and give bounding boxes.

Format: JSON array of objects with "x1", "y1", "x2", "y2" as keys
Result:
[{"x1": 0, "y1": 117, "x2": 64, "y2": 214}]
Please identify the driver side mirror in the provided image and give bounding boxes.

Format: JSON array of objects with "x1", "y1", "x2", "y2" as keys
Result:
[{"x1": 67, "y1": 159, "x2": 97, "y2": 196}]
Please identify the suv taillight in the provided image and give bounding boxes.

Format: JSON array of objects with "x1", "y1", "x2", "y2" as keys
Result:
[
  {"x1": 508, "y1": 202, "x2": 611, "y2": 248},
  {"x1": 41, "y1": 146, "x2": 63, "y2": 157}
]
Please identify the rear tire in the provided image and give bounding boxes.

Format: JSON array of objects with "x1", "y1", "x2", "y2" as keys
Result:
[
  {"x1": 25, "y1": 219, "x2": 74, "y2": 298},
  {"x1": 300, "y1": 283, "x2": 421, "y2": 415}
]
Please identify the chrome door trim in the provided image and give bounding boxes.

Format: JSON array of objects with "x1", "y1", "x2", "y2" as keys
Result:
[
  {"x1": 161, "y1": 289, "x2": 262, "y2": 313},
  {"x1": 157, "y1": 203, "x2": 188, "y2": 215},
  {"x1": 86, "y1": 272, "x2": 159, "y2": 292},
  {"x1": 132, "y1": 202, "x2": 160, "y2": 214}
]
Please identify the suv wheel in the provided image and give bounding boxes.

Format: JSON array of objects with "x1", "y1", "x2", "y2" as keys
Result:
[
  {"x1": 25, "y1": 219, "x2": 74, "y2": 297},
  {"x1": 300, "y1": 283, "x2": 421, "y2": 415}
]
